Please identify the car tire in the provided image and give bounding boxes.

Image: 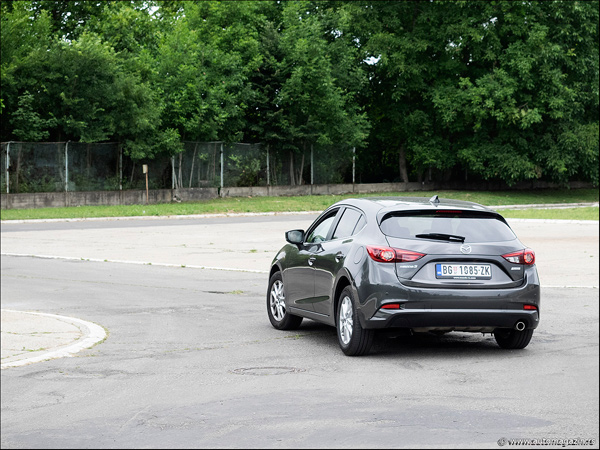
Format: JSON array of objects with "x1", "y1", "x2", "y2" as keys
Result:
[
  {"x1": 267, "y1": 272, "x2": 303, "y2": 330},
  {"x1": 493, "y1": 328, "x2": 534, "y2": 349},
  {"x1": 337, "y1": 286, "x2": 374, "y2": 356}
]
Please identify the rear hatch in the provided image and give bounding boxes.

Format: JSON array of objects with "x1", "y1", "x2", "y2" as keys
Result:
[{"x1": 380, "y1": 209, "x2": 528, "y2": 289}]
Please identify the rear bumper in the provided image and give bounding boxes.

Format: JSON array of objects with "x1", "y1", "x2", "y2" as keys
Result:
[
  {"x1": 363, "y1": 308, "x2": 540, "y2": 331},
  {"x1": 354, "y1": 265, "x2": 541, "y2": 331}
]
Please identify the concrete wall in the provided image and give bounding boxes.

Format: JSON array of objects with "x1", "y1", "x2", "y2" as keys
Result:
[
  {"x1": 218, "y1": 182, "x2": 438, "y2": 198},
  {"x1": 1, "y1": 180, "x2": 594, "y2": 210},
  {"x1": 1, "y1": 189, "x2": 173, "y2": 210}
]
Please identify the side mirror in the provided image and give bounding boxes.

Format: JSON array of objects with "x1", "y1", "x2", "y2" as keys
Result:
[{"x1": 285, "y1": 229, "x2": 305, "y2": 245}]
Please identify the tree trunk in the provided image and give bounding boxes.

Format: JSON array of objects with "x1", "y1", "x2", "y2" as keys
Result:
[
  {"x1": 289, "y1": 150, "x2": 296, "y2": 186},
  {"x1": 130, "y1": 161, "x2": 135, "y2": 185},
  {"x1": 116, "y1": 144, "x2": 120, "y2": 177},
  {"x1": 86, "y1": 144, "x2": 91, "y2": 178},
  {"x1": 117, "y1": 143, "x2": 122, "y2": 190},
  {"x1": 212, "y1": 143, "x2": 216, "y2": 182},
  {"x1": 15, "y1": 147, "x2": 21, "y2": 193},
  {"x1": 189, "y1": 143, "x2": 198, "y2": 188},
  {"x1": 178, "y1": 152, "x2": 183, "y2": 189},
  {"x1": 399, "y1": 144, "x2": 409, "y2": 183},
  {"x1": 296, "y1": 150, "x2": 305, "y2": 185}
]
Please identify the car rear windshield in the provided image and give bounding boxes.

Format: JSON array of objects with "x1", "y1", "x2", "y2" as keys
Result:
[{"x1": 380, "y1": 211, "x2": 516, "y2": 243}]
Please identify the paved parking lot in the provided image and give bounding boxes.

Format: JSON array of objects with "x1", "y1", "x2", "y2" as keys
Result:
[
  {"x1": 1, "y1": 214, "x2": 598, "y2": 448},
  {"x1": 1, "y1": 213, "x2": 598, "y2": 285}
]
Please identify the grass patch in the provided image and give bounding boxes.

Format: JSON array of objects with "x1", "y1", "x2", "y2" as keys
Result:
[
  {"x1": 1, "y1": 188, "x2": 597, "y2": 221},
  {"x1": 500, "y1": 207, "x2": 599, "y2": 221}
]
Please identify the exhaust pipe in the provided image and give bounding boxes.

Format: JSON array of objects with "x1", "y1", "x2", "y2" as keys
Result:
[{"x1": 515, "y1": 321, "x2": 526, "y2": 331}]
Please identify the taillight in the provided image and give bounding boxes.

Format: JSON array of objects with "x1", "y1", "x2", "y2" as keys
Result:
[
  {"x1": 502, "y1": 248, "x2": 535, "y2": 265},
  {"x1": 523, "y1": 304, "x2": 538, "y2": 310},
  {"x1": 366, "y1": 246, "x2": 426, "y2": 263}
]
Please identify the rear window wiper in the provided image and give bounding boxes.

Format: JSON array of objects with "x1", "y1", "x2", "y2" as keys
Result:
[{"x1": 414, "y1": 233, "x2": 465, "y2": 243}]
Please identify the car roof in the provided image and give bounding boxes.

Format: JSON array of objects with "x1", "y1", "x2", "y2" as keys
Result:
[{"x1": 332, "y1": 196, "x2": 497, "y2": 222}]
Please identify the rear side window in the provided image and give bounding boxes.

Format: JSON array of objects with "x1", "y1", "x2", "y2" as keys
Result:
[
  {"x1": 332, "y1": 208, "x2": 365, "y2": 240},
  {"x1": 380, "y1": 211, "x2": 516, "y2": 243}
]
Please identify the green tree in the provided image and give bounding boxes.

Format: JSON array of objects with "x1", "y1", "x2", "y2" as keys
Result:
[
  {"x1": 2, "y1": 1, "x2": 165, "y2": 159},
  {"x1": 156, "y1": 1, "x2": 263, "y2": 145},
  {"x1": 10, "y1": 91, "x2": 56, "y2": 141},
  {"x1": 27, "y1": 0, "x2": 106, "y2": 41},
  {"x1": 2, "y1": 0, "x2": 597, "y2": 188},
  {"x1": 85, "y1": 2, "x2": 168, "y2": 160},
  {"x1": 349, "y1": 1, "x2": 461, "y2": 183},
  {"x1": 4, "y1": 31, "x2": 159, "y2": 146},
  {"x1": 249, "y1": 1, "x2": 369, "y2": 185},
  {"x1": 1, "y1": 1, "x2": 53, "y2": 139},
  {"x1": 429, "y1": 1, "x2": 599, "y2": 186},
  {"x1": 353, "y1": 0, "x2": 598, "y2": 186}
]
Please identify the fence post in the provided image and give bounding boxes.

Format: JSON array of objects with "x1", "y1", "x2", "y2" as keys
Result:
[
  {"x1": 65, "y1": 141, "x2": 69, "y2": 192},
  {"x1": 311, "y1": 144, "x2": 314, "y2": 185},
  {"x1": 220, "y1": 142, "x2": 224, "y2": 193},
  {"x1": 171, "y1": 156, "x2": 175, "y2": 190},
  {"x1": 119, "y1": 143, "x2": 123, "y2": 191},
  {"x1": 352, "y1": 147, "x2": 356, "y2": 184},
  {"x1": 6, "y1": 141, "x2": 10, "y2": 194},
  {"x1": 266, "y1": 144, "x2": 270, "y2": 186}
]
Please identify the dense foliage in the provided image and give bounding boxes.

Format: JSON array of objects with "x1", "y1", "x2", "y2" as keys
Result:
[{"x1": 1, "y1": 0, "x2": 598, "y2": 186}]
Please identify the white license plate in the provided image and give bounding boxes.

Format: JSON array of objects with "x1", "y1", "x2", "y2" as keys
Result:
[{"x1": 436, "y1": 263, "x2": 492, "y2": 279}]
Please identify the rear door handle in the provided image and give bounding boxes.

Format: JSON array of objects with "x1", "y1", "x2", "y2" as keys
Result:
[
  {"x1": 308, "y1": 257, "x2": 316, "y2": 266},
  {"x1": 335, "y1": 252, "x2": 345, "y2": 262}
]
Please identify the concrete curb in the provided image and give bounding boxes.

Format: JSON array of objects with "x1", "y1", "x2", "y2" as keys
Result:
[
  {"x1": 1, "y1": 309, "x2": 107, "y2": 369},
  {"x1": 0, "y1": 210, "x2": 322, "y2": 225},
  {"x1": 494, "y1": 202, "x2": 599, "y2": 210}
]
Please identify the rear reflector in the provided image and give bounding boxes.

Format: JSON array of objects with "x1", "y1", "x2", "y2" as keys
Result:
[
  {"x1": 502, "y1": 248, "x2": 535, "y2": 265},
  {"x1": 523, "y1": 305, "x2": 538, "y2": 310},
  {"x1": 380, "y1": 303, "x2": 401, "y2": 310},
  {"x1": 366, "y1": 246, "x2": 426, "y2": 263}
]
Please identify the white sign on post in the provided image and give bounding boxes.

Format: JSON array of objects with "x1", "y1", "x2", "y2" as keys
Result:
[{"x1": 143, "y1": 165, "x2": 149, "y2": 203}]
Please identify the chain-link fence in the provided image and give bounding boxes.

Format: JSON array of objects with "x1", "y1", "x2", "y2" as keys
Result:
[
  {"x1": 67, "y1": 142, "x2": 120, "y2": 191},
  {"x1": 122, "y1": 153, "x2": 173, "y2": 191},
  {"x1": 1, "y1": 141, "x2": 357, "y2": 193},
  {"x1": 1, "y1": 142, "x2": 66, "y2": 193},
  {"x1": 265, "y1": 145, "x2": 355, "y2": 186}
]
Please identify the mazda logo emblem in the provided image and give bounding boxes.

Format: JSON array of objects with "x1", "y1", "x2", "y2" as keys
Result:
[{"x1": 460, "y1": 244, "x2": 472, "y2": 254}]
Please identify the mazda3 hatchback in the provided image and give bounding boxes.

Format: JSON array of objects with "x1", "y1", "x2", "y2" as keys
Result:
[{"x1": 267, "y1": 196, "x2": 540, "y2": 356}]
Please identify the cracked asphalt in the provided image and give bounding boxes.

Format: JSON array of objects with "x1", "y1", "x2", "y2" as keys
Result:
[{"x1": 1, "y1": 212, "x2": 598, "y2": 448}]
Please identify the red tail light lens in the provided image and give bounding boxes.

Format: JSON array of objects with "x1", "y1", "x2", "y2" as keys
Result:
[
  {"x1": 502, "y1": 248, "x2": 535, "y2": 265},
  {"x1": 524, "y1": 249, "x2": 535, "y2": 264},
  {"x1": 523, "y1": 304, "x2": 538, "y2": 310},
  {"x1": 366, "y1": 246, "x2": 426, "y2": 263}
]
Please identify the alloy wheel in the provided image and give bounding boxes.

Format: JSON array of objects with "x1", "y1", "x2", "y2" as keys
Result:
[
  {"x1": 339, "y1": 295, "x2": 353, "y2": 345},
  {"x1": 270, "y1": 280, "x2": 286, "y2": 321}
]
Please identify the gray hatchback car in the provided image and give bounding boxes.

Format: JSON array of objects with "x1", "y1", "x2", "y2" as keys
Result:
[{"x1": 267, "y1": 196, "x2": 540, "y2": 356}]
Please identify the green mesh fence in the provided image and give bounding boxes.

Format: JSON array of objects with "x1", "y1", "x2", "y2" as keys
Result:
[
  {"x1": 266, "y1": 145, "x2": 355, "y2": 186},
  {"x1": 67, "y1": 142, "x2": 120, "y2": 191},
  {"x1": 1, "y1": 142, "x2": 8, "y2": 193},
  {"x1": 1, "y1": 141, "x2": 356, "y2": 193},
  {"x1": 172, "y1": 142, "x2": 221, "y2": 189},
  {"x1": 1, "y1": 142, "x2": 65, "y2": 193},
  {"x1": 223, "y1": 143, "x2": 266, "y2": 187}
]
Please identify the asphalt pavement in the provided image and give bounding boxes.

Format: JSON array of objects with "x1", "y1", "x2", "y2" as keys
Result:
[{"x1": 1, "y1": 208, "x2": 598, "y2": 370}]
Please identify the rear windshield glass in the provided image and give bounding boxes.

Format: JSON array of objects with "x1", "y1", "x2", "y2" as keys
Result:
[{"x1": 380, "y1": 211, "x2": 516, "y2": 243}]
